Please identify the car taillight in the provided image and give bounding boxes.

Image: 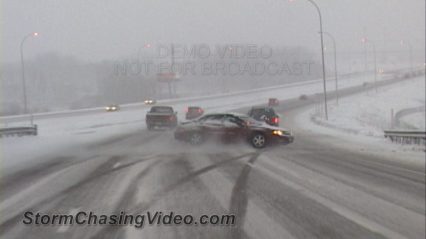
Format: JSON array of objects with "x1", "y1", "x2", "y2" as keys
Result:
[
  {"x1": 185, "y1": 108, "x2": 188, "y2": 113},
  {"x1": 170, "y1": 115, "x2": 176, "y2": 121},
  {"x1": 272, "y1": 117, "x2": 279, "y2": 124}
]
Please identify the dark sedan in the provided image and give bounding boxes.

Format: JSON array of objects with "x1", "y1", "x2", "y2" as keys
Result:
[{"x1": 174, "y1": 113, "x2": 293, "y2": 148}]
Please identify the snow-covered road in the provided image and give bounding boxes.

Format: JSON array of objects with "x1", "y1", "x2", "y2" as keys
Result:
[
  {"x1": 0, "y1": 71, "x2": 403, "y2": 175},
  {"x1": 1, "y1": 69, "x2": 425, "y2": 239},
  {"x1": 1, "y1": 71, "x2": 424, "y2": 239}
]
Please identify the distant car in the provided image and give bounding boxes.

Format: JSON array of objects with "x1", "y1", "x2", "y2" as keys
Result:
[
  {"x1": 299, "y1": 94, "x2": 308, "y2": 100},
  {"x1": 174, "y1": 113, "x2": 293, "y2": 148},
  {"x1": 145, "y1": 106, "x2": 178, "y2": 130},
  {"x1": 268, "y1": 98, "x2": 279, "y2": 107},
  {"x1": 185, "y1": 106, "x2": 204, "y2": 120},
  {"x1": 144, "y1": 99, "x2": 157, "y2": 105},
  {"x1": 247, "y1": 106, "x2": 280, "y2": 126},
  {"x1": 105, "y1": 104, "x2": 120, "y2": 112}
]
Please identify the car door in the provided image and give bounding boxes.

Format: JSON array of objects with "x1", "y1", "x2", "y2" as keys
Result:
[
  {"x1": 199, "y1": 114, "x2": 224, "y2": 137},
  {"x1": 221, "y1": 115, "x2": 246, "y2": 140}
]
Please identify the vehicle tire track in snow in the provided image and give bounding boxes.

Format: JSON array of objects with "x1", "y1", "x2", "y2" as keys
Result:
[
  {"x1": 124, "y1": 152, "x2": 256, "y2": 217},
  {"x1": 85, "y1": 160, "x2": 162, "y2": 239},
  {"x1": 0, "y1": 154, "x2": 157, "y2": 236},
  {"x1": 228, "y1": 152, "x2": 261, "y2": 239}
]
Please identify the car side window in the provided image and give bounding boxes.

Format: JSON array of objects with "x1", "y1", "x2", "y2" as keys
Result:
[
  {"x1": 200, "y1": 115, "x2": 223, "y2": 125},
  {"x1": 223, "y1": 116, "x2": 243, "y2": 127}
]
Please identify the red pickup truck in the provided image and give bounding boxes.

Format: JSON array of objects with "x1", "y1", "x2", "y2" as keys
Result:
[{"x1": 146, "y1": 106, "x2": 178, "y2": 130}]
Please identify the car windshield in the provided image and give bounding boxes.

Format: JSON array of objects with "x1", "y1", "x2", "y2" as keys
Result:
[
  {"x1": 250, "y1": 108, "x2": 275, "y2": 117},
  {"x1": 188, "y1": 107, "x2": 201, "y2": 112},
  {"x1": 151, "y1": 107, "x2": 173, "y2": 113}
]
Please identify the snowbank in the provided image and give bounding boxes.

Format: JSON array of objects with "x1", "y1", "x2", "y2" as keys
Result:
[
  {"x1": 310, "y1": 76, "x2": 425, "y2": 137},
  {"x1": 303, "y1": 75, "x2": 425, "y2": 153}
]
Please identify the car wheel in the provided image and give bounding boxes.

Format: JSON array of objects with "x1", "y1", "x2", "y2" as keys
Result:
[
  {"x1": 250, "y1": 132, "x2": 266, "y2": 148},
  {"x1": 189, "y1": 132, "x2": 203, "y2": 145}
]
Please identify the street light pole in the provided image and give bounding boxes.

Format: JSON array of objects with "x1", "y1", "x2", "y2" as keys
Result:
[
  {"x1": 372, "y1": 42, "x2": 377, "y2": 93},
  {"x1": 362, "y1": 37, "x2": 377, "y2": 93},
  {"x1": 322, "y1": 31, "x2": 338, "y2": 104},
  {"x1": 20, "y1": 32, "x2": 38, "y2": 115},
  {"x1": 400, "y1": 40, "x2": 413, "y2": 71},
  {"x1": 307, "y1": 0, "x2": 328, "y2": 120}
]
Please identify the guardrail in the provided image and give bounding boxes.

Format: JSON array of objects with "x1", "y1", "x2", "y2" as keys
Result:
[
  {"x1": 384, "y1": 130, "x2": 426, "y2": 145},
  {"x1": 0, "y1": 125, "x2": 38, "y2": 137}
]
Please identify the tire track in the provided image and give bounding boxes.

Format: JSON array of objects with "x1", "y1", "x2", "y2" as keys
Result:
[
  {"x1": 0, "y1": 154, "x2": 157, "y2": 236},
  {"x1": 121, "y1": 151, "x2": 256, "y2": 219},
  {"x1": 228, "y1": 152, "x2": 261, "y2": 239},
  {"x1": 82, "y1": 160, "x2": 162, "y2": 239},
  {"x1": 272, "y1": 148, "x2": 425, "y2": 214}
]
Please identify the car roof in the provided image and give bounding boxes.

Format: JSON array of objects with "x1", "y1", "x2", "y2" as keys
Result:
[
  {"x1": 202, "y1": 112, "x2": 250, "y2": 118},
  {"x1": 151, "y1": 105, "x2": 172, "y2": 108},
  {"x1": 227, "y1": 112, "x2": 250, "y2": 117}
]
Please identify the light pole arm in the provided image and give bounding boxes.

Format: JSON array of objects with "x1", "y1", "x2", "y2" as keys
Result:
[
  {"x1": 20, "y1": 33, "x2": 34, "y2": 50},
  {"x1": 307, "y1": 0, "x2": 322, "y2": 21}
]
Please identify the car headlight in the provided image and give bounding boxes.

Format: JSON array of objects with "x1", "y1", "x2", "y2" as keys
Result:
[
  {"x1": 272, "y1": 130, "x2": 283, "y2": 136},
  {"x1": 111, "y1": 107, "x2": 116, "y2": 110},
  {"x1": 105, "y1": 107, "x2": 110, "y2": 110}
]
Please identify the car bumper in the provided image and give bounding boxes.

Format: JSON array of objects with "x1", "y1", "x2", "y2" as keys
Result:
[
  {"x1": 270, "y1": 134, "x2": 294, "y2": 145},
  {"x1": 147, "y1": 122, "x2": 177, "y2": 127}
]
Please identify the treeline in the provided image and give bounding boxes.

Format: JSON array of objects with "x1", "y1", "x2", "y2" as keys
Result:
[{"x1": 0, "y1": 46, "x2": 321, "y2": 116}]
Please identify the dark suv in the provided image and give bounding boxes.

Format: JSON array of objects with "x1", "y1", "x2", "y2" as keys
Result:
[{"x1": 247, "y1": 106, "x2": 280, "y2": 126}]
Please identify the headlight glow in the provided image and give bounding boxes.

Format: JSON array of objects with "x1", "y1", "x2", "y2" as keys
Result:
[{"x1": 272, "y1": 130, "x2": 283, "y2": 136}]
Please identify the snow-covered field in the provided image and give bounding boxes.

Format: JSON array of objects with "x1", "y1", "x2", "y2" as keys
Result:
[
  {"x1": 310, "y1": 75, "x2": 425, "y2": 136},
  {"x1": 298, "y1": 75, "x2": 425, "y2": 156}
]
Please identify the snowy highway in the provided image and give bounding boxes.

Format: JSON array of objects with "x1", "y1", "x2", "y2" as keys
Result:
[
  {"x1": 2, "y1": 1, "x2": 425, "y2": 238},
  {"x1": 1, "y1": 73, "x2": 424, "y2": 239}
]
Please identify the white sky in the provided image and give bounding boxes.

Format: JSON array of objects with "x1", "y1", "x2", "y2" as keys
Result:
[{"x1": 1, "y1": 0, "x2": 425, "y2": 63}]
